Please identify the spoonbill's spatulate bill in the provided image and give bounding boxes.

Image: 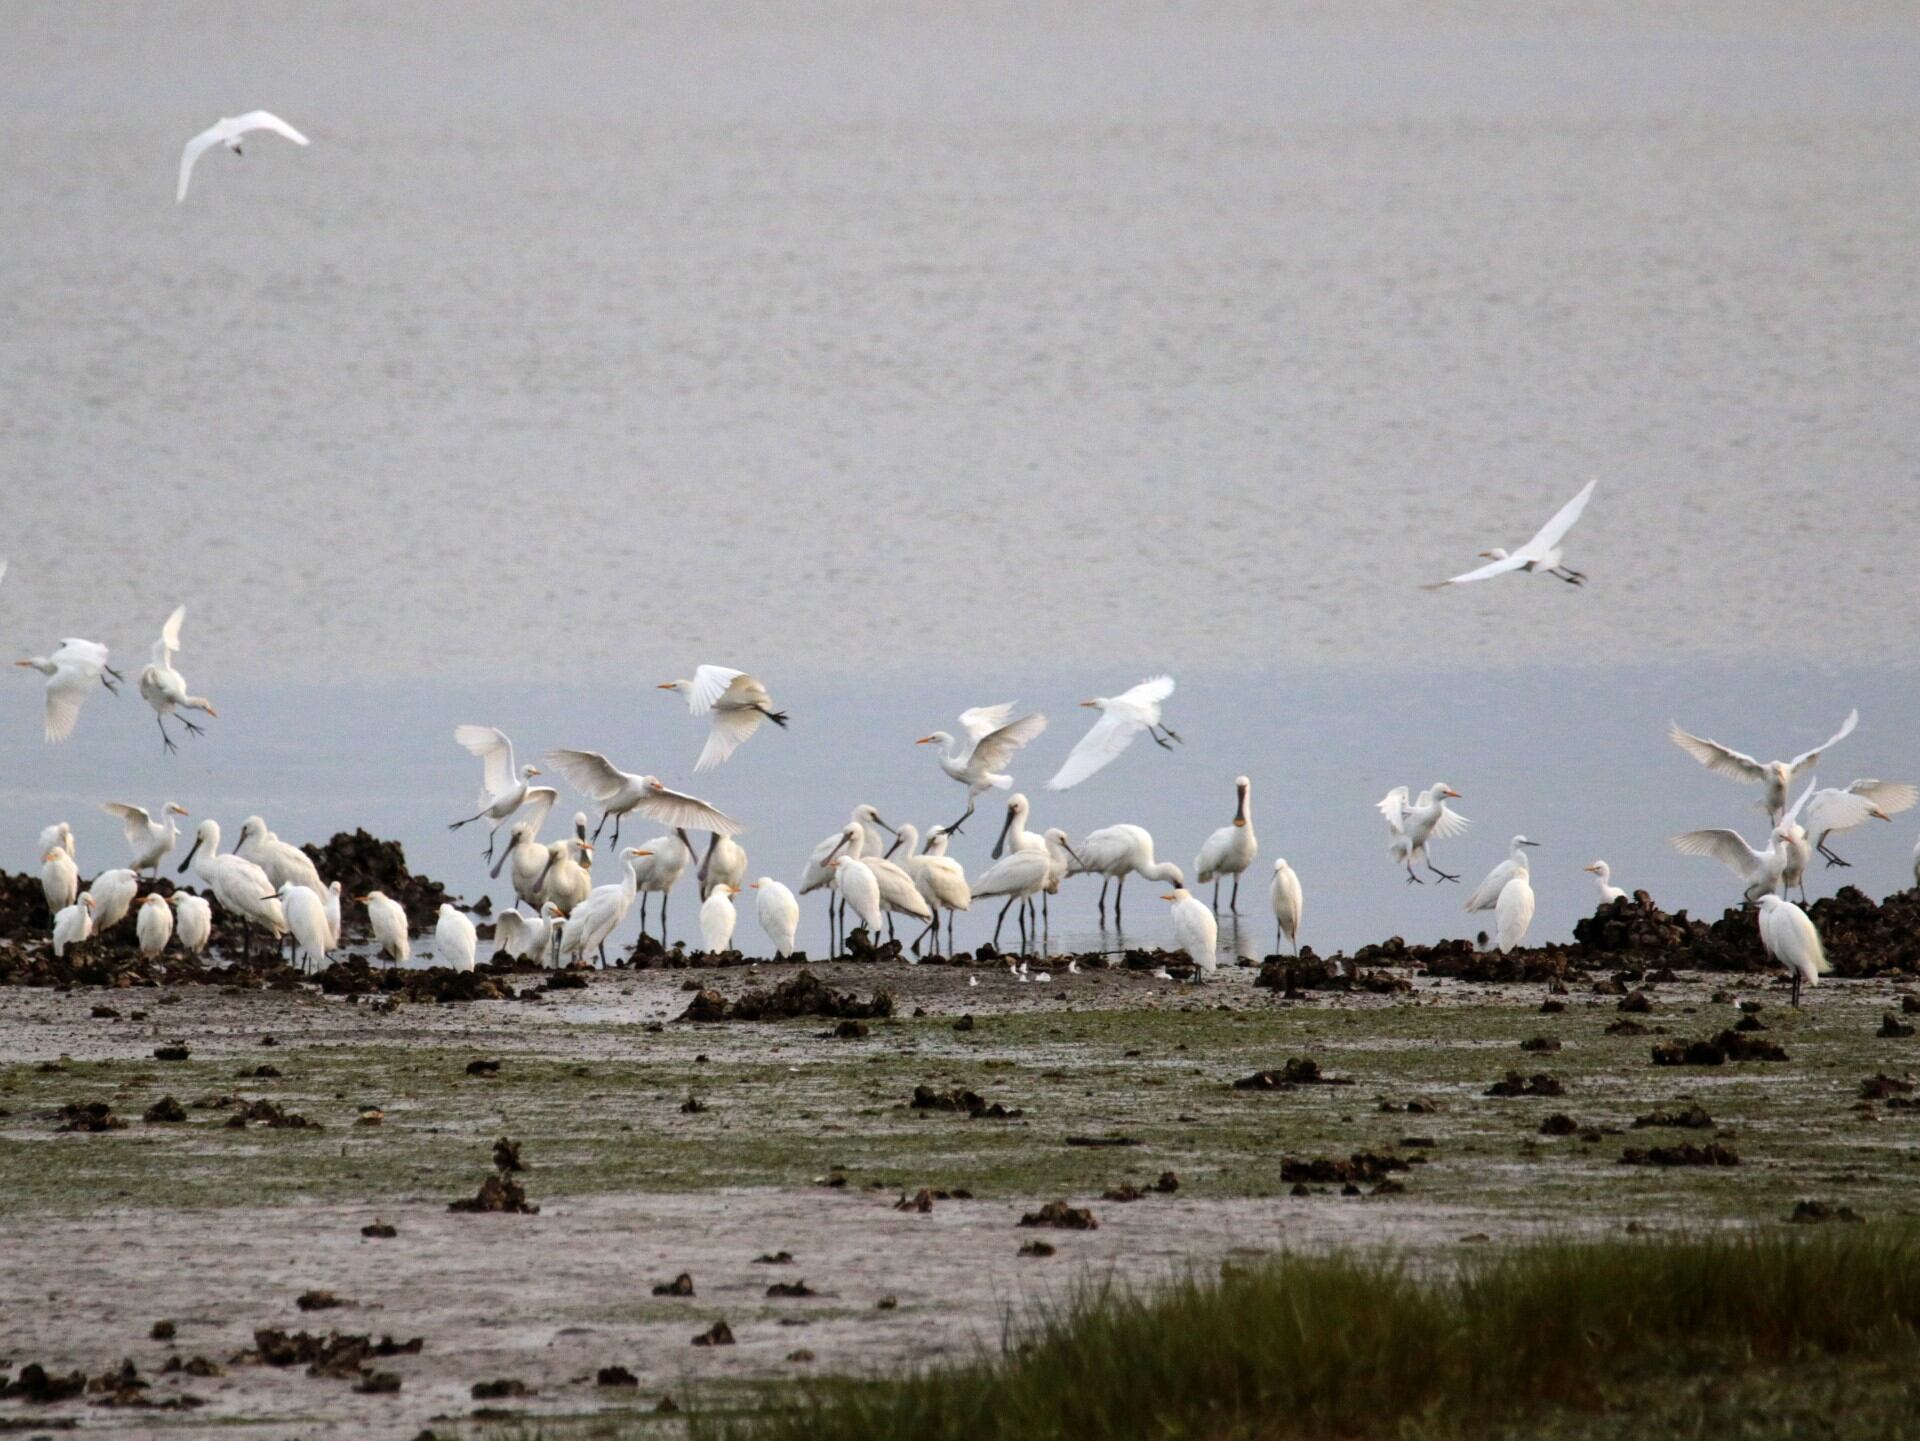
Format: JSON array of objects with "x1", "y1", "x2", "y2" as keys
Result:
[
  {"x1": 1667, "y1": 708, "x2": 1859, "y2": 821},
  {"x1": 660, "y1": 665, "x2": 788, "y2": 772},
  {"x1": 177, "y1": 111, "x2": 310, "y2": 203},
  {"x1": 1045, "y1": 675, "x2": 1177, "y2": 791},
  {"x1": 1423, "y1": 479, "x2": 1596, "y2": 588}
]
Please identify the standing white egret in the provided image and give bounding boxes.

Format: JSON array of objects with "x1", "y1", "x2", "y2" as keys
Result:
[
  {"x1": 1378, "y1": 783, "x2": 1470, "y2": 884},
  {"x1": 100, "y1": 802, "x2": 191, "y2": 875},
  {"x1": 1162, "y1": 888, "x2": 1218, "y2": 975},
  {"x1": 1464, "y1": 836, "x2": 1540, "y2": 914},
  {"x1": 1046, "y1": 676, "x2": 1178, "y2": 791},
  {"x1": 659, "y1": 666, "x2": 789, "y2": 772},
  {"x1": 136, "y1": 607, "x2": 217, "y2": 753},
  {"x1": 751, "y1": 878, "x2": 800, "y2": 958},
  {"x1": 1422, "y1": 479, "x2": 1597, "y2": 588},
  {"x1": 1757, "y1": 894, "x2": 1829, "y2": 1007},
  {"x1": 828, "y1": 857, "x2": 887, "y2": 951},
  {"x1": 37, "y1": 821, "x2": 76, "y2": 866},
  {"x1": 917, "y1": 705, "x2": 1048, "y2": 833},
  {"x1": 52, "y1": 894, "x2": 96, "y2": 956},
  {"x1": 556, "y1": 847, "x2": 651, "y2": 967},
  {"x1": 700, "y1": 884, "x2": 742, "y2": 953},
  {"x1": 1269, "y1": 858, "x2": 1303, "y2": 955},
  {"x1": 362, "y1": 891, "x2": 411, "y2": 966},
  {"x1": 500, "y1": 902, "x2": 563, "y2": 965},
  {"x1": 629, "y1": 833, "x2": 695, "y2": 944},
  {"x1": 1583, "y1": 860, "x2": 1627, "y2": 903},
  {"x1": 171, "y1": 893, "x2": 212, "y2": 956},
  {"x1": 1799, "y1": 780, "x2": 1919, "y2": 868},
  {"x1": 177, "y1": 110, "x2": 310, "y2": 203},
  {"x1": 1670, "y1": 823, "x2": 1796, "y2": 902},
  {"x1": 697, "y1": 834, "x2": 749, "y2": 896},
  {"x1": 435, "y1": 904, "x2": 478, "y2": 972},
  {"x1": 899, "y1": 824, "x2": 972, "y2": 954},
  {"x1": 136, "y1": 893, "x2": 174, "y2": 957},
  {"x1": 1494, "y1": 873, "x2": 1536, "y2": 954},
  {"x1": 177, "y1": 820, "x2": 286, "y2": 958},
  {"x1": 86, "y1": 869, "x2": 139, "y2": 932},
  {"x1": 322, "y1": 881, "x2": 343, "y2": 949},
  {"x1": 280, "y1": 883, "x2": 332, "y2": 973},
  {"x1": 545, "y1": 748, "x2": 743, "y2": 848},
  {"x1": 1067, "y1": 824, "x2": 1185, "y2": 925},
  {"x1": 970, "y1": 848, "x2": 1051, "y2": 953},
  {"x1": 16, "y1": 638, "x2": 121, "y2": 743},
  {"x1": 41, "y1": 846, "x2": 79, "y2": 915},
  {"x1": 1194, "y1": 776, "x2": 1258, "y2": 911},
  {"x1": 450, "y1": 726, "x2": 545, "y2": 860},
  {"x1": 1667, "y1": 710, "x2": 1859, "y2": 821}
]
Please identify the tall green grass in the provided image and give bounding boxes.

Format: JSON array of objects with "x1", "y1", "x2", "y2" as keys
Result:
[{"x1": 696, "y1": 1229, "x2": 1920, "y2": 1441}]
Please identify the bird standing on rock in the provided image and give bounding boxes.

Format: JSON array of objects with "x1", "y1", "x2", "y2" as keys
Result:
[{"x1": 1583, "y1": 860, "x2": 1626, "y2": 903}]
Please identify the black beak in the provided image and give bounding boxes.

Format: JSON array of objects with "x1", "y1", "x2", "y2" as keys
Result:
[
  {"x1": 872, "y1": 814, "x2": 896, "y2": 836},
  {"x1": 178, "y1": 839, "x2": 201, "y2": 874},
  {"x1": 991, "y1": 808, "x2": 1016, "y2": 861},
  {"x1": 825, "y1": 835, "x2": 850, "y2": 863}
]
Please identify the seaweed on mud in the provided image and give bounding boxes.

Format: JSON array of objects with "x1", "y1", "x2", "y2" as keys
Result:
[{"x1": 1279, "y1": 1153, "x2": 1411, "y2": 1185}]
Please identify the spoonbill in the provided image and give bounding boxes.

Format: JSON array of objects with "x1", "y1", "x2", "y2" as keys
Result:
[
  {"x1": 1162, "y1": 888, "x2": 1218, "y2": 975},
  {"x1": 1046, "y1": 676, "x2": 1178, "y2": 791},
  {"x1": 1800, "y1": 780, "x2": 1919, "y2": 867},
  {"x1": 16, "y1": 638, "x2": 120, "y2": 743},
  {"x1": 918, "y1": 705, "x2": 1048, "y2": 833},
  {"x1": 1270, "y1": 858, "x2": 1303, "y2": 955},
  {"x1": 537, "y1": 837, "x2": 593, "y2": 915},
  {"x1": 177, "y1": 111, "x2": 309, "y2": 203},
  {"x1": 52, "y1": 894, "x2": 96, "y2": 956},
  {"x1": 897, "y1": 824, "x2": 971, "y2": 954},
  {"x1": 1424, "y1": 479, "x2": 1596, "y2": 588},
  {"x1": 1378, "y1": 784, "x2": 1470, "y2": 883},
  {"x1": 659, "y1": 666, "x2": 789, "y2": 772},
  {"x1": 829, "y1": 857, "x2": 886, "y2": 950},
  {"x1": 136, "y1": 893, "x2": 174, "y2": 957},
  {"x1": 178, "y1": 819, "x2": 286, "y2": 958},
  {"x1": 1193, "y1": 776, "x2": 1257, "y2": 910},
  {"x1": 1668, "y1": 709, "x2": 1858, "y2": 821},
  {"x1": 700, "y1": 883, "x2": 741, "y2": 952},
  {"x1": 234, "y1": 818, "x2": 325, "y2": 897},
  {"x1": 171, "y1": 893, "x2": 212, "y2": 955},
  {"x1": 435, "y1": 904, "x2": 478, "y2": 972},
  {"x1": 1757, "y1": 894, "x2": 1828, "y2": 1007},
  {"x1": 1066, "y1": 824, "x2": 1185, "y2": 924},
  {"x1": 136, "y1": 607, "x2": 217, "y2": 753},
  {"x1": 697, "y1": 833, "x2": 749, "y2": 895},
  {"x1": 545, "y1": 748, "x2": 743, "y2": 847},
  {"x1": 970, "y1": 847, "x2": 1051, "y2": 953},
  {"x1": 1583, "y1": 860, "x2": 1627, "y2": 903},
  {"x1": 1465, "y1": 836, "x2": 1540, "y2": 914},
  {"x1": 362, "y1": 891, "x2": 411, "y2": 965},
  {"x1": 450, "y1": 726, "x2": 544, "y2": 859},
  {"x1": 800, "y1": 807, "x2": 894, "y2": 942},
  {"x1": 751, "y1": 878, "x2": 800, "y2": 958},
  {"x1": 100, "y1": 802, "x2": 190, "y2": 875}
]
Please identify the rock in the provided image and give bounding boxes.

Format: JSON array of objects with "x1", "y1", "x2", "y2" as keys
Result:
[
  {"x1": 766, "y1": 1281, "x2": 817, "y2": 1298},
  {"x1": 1861, "y1": 1074, "x2": 1915, "y2": 1101},
  {"x1": 755, "y1": 1250, "x2": 795, "y2": 1265},
  {"x1": 466, "y1": 1059, "x2": 502, "y2": 1077},
  {"x1": 361, "y1": 1222, "x2": 398, "y2": 1238},
  {"x1": 449, "y1": 1173, "x2": 537, "y2": 1214},
  {"x1": 143, "y1": 1095, "x2": 187, "y2": 1124},
  {"x1": 1539, "y1": 1114, "x2": 1579, "y2": 1136},
  {"x1": 1019, "y1": 1200, "x2": 1098, "y2": 1230},
  {"x1": 1619, "y1": 1143, "x2": 1740, "y2": 1167},
  {"x1": 1879, "y1": 1013, "x2": 1915, "y2": 1038},
  {"x1": 1280, "y1": 1153, "x2": 1411, "y2": 1185},
  {"x1": 55, "y1": 1100, "x2": 124, "y2": 1132},
  {"x1": 1231, "y1": 1058, "x2": 1353, "y2": 1090},
  {"x1": 1652, "y1": 1030, "x2": 1789, "y2": 1066},
  {"x1": 691, "y1": 1321, "x2": 735, "y2": 1347},
  {"x1": 1018, "y1": 1240, "x2": 1056, "y2": 1257},
  {"x1": 492, "y1": 1137, "x2": 524, "y2": 1172},
  {"x1": 297, "y1": 1290, "x2": 347, "y2": 1311},
  {"x1": 651, "y1": 1273, "x2": 695, "y2": 1297},
  {"x1": 151, "y1": 1319, "x2": 176, "y2": 1340},
  {"x1": 909, "y1": 1084, "x2": 1023, "y2": 1118},
  {"x1": 596, "y1": 1365, "x2": 638, "y2": 1386},
  {"x1": 1519, "y1": 1036, "x2": 1562, "y2": 1053},
  {"x1": 471, "y1": 1378, "x2": 530, "y2": 1399},
  {"x1": 1632, "y1": 1103, "x2": 1714, "y2": 1129},
  {"x1": 224, "y1": 1098, "x2": 319, "y2": 1129},
  {"x1": 1790, "y1": 1200, "x2": 1864, "y2": 1224},
  {"x1": 153, "y1": 1044, "x2": 190, "y2": 1061},
  {"x1": 677, "y1": 970, "x2": 894, "y2": 1023},
  {"x1": 1485, "y1": 1072, "x2": 1564, "y2": 1098},
  {"x1": 1618, "y1": 990, "x2": 1655, "y2": 1013}
]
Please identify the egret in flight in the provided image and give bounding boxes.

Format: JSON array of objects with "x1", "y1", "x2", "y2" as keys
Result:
[
  {"x1": 545, "y1": 748, "x2": 743, "y2": 848},
  {"x1": 135, "y1": 606, "x2": 218, "y2": 752},
  {"x1": 1046, "y1": 676, "x2": 1178, "y2": 791},
  {"x1": 1377, "y1": 784, "x2": 1470, "y2": 883},
  {"x1": 659, "y1": 666, "x2": 788, "y2": 772},
  {"x1": 178, "y1": 111, "x2": 310, "y2": 203},
  {"x1": 1798, "y1": 779, "x2": 1918, "y2": 867},
  {"x1": 16, "y1": 638, "x2": 121, "y2": 743},
  {"x1": 99, "y1": 801, "x2": 190, "y2": 875},
  {"x1": 918, "y1": 704, "x2": 1047, "y2": 833},
  {"x1": 1423, "y1": 479, "x2": 1596, "y2": 588},
  {"x1": 1667, "y1": 709, "x2": 1858, "y2": 821},
  {"x1": 449, "y1": 726, "x2": 544, "y2": 859}
]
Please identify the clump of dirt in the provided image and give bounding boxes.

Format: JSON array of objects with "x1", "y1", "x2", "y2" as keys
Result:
[
  {"x1": 224, "y1": 1099, "x2": 319, "y2": 1130},
  {"x1": 1633, "y1": 1103, "x2": 1714, "y2": 1129},
  {"x1": 1485, "y1": 1072, "x2": 1564, "y2": 1098},
  {"x1": 1878, "y1": 1013, "x2": 1915, "y2": 1038},
  {"x1": 1620, "y1": 1143, "x2": 1740, "y2": 1167},
  {"x1": 1790, "y1": 1200, "x2": 1865, "y2": 1224},
  {"x1": 449, "y1": 1172, "x2": 537, "y2": 1215},
  {"x1": 466, "y1": 1059, "x2": 502, "y2": 1077},
  {"x1": 1232, "y1": 1058, "x2": 1354, "y2": 1090},
  {"x1": 651, "y1": 1273, "x2": 695, "y2": 1297},
  {"x1": 361, "y1": 1222, "x2": 397, "y2": 1238},
  {"x1": 54, "y1": 1100, "x2": 125, "y2": 1133},
  {"x1": 472, "y1": 1378, "x2": 531, "y2": 1400},
  {"x1": 1280, "y1": 1153, "x2": 1411, "y2": 1185},
  {"x1": 1652, "y1": 1030, "x2": 1790, "y2": 1066},
  {"x1": 755, "y1": 1250, "x2": 795, "y2": 1265},
  {"x1": 316, "y1": 958, "x2": 522, "y2": 1004},
  {"x1": 1519, "y1": 1036, "x2": 1562, "y2": 1053},
  {"x1": 1383, "y1": 936, "x2": 1577, "y2": 983},
  {"x1": 492, "y1": 1137, "x2": 523, "y2": 1172},
  {"x1": 1018, "y1": 1240, "x2": 1056, "y2": 1257},
  {"x1": 766, "y1": 1280, "x2": 817, "y2": 1298},
  {"x1": 1539, "y1": 1114, "x2": 1579, "y2": 1136},
  {"x1": 154, "y1": 1044, "x2": 190, "y2": 1061},
  {"x1": 909, "y1": 1085, "x2": 1023, "y2": 1118},
  {"x1": 1607, "y1": 1018, "x2": 1651, "y2": 1036},
  {"x1": 1861, "y1": 1075, "x2": 1915, "y2": 1101},
  {"x1": 677, "y1": 970, "x2": 895, "y2": 1022},
  {"x1": 1019, "y1": 1200, "x2": 1098, "y2": 1230},
  {"x1": 296, "y1": 1290, "x2": 348, "y2": 1312},
  {"x1": 597, "y1": 1365, "x2": 638, "y2": 1386},
  {"x1": 2, "y1": 1361, "x2": 88, "y2": 1402},
  {"x1": 234, "y1": 1328, "x2": 421, "y2": 1383},
  {"x1": 1253, "y1": 955, "x2": 1410, "y2": 995},
  {"x1": 691, "y1": 1321, "x2": 735, "y2": 1347}
]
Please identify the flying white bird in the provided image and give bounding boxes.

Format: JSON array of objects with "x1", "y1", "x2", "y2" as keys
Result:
[
  {"x1": 544, "y1": 748, "x2": 743, "y2": 848},
  {"x1": 1670, "y1": 822, "x2": 1796, "y2": 902},
  {"x1": 1799, "y1": 780, "x2": 1919, "y2": 868},
  {"x1": 1066, "y1": 824, "x2": 1185, "y2": 924},
  {"x1": 1194, "y1": 776, "x2": 1258, "y2": 911},
  {"x1": 1378, "y1": 783, "x2": 1470, "y2": 884},
  {"x1": 918, "y1": 704, "x2": 1048, "y2": 832},
  {"x1": 177, "y1": 819, "x2": 287, "y2": 959},
  {"x1": 52, "y1": 894, "x2": 96, "y2": 957},
  {"x1": 1162, "y1": 888, "x2": 1218, "y2": 975},
  {"x1": 450, "y1": 726, "x2": 545, "y2": 860},
  {"x1": 700, "y1": 883, "x2": 742, "y2": 952},
  {"x1": 1046, "y1": 676, "x2": 1178, "y2": 791},
  {"x1": 171, "y1": 893, "x2": 212, "y2": 955},
  {"x1": 1756, "y1": 894, "x2": 1829, "y2": 1008},
  {"x1": 435, "y1": 904, "x2": 478, "y2": 972},
  {"x1": 1464, "y1": 836, "x2": 1541, "y2": 914},
  {"x1": 1667, "y1": 709, "x2": 1859, "y2": 821},
  {"x1": 177, "y1": 111, "x2": 310, "y2": 203},
  {"x1": 16, "y1": 638, "x2": 121, "y2": 743},
  {"x1": 751, "y1": 878, "x2": 800, "y2": 958},
  {"x1": 1423, "y1": 479, "x2": 1596, "y2": 588},
  {"x1": 659, "y1": 666, "x2": 789, "y2": 772},
  {"x1": 1494, "y1": 873, "x2": 1536, "y2": 954},
  {"x1": 136, "y1": 893, "x2": 174, "y2": 958},
  {"x1": 136, "y1": 607, "x2": 217, "y2": 753},
  {"x1": 362, "y1": 891, "x2": 411, "y2": 966},
  {"x1": 1583, "y1": 860, "x2": 1627, "y2": 904},
  {"x1": 100, "y1": 801, "x2": 190, "y2": 875},
  {"x1": 1269, "y1": 858, "x2": 1303, "y2": 955}
]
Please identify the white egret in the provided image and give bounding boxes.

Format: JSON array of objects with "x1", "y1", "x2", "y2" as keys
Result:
[
  {"x1": 1423, "y1": 479, "x2": 1597, "y2": 588},
  {"x1": 751, "y1": 878, "x2": 800, "y2": 958},
  {"x1": 86, "y1": 869, "x2": 139, "y2": 932},
  {"x1": 450, "y1": 726, "x2": 545, "y2": 860},
  {"x1": 700, "y1": 883, "x2": 741, "y2": 953},
  {"x1": 177, "y1": 111, "x2": 309, "y2": 203},
  {"x1": 1667, "y1": 709, "x2": 1859, "y2": 821},
  {"x1": 1046, "y1": 676, "x2": 1178, "y2": 791},
  {"x1": 1800, "y1": 780, "x2": 1919, "y2": 868},
  {"x1": 16, "y1": 638, "x2": 121, "y2": 743},
  {"x1": 545, "y1": 748, "x2": 743, "y2": 848},
  {"x1": 1378, "y1": 783, "x2": 1471, "y2": 884},
  {"x1": 659, "y1": 666, "x2": 789, "y2": 772},
  {"x1": 99, "y1": 802, "x2": 190, "y2": 875},
  {"x1": 1671, "y1": 823, "x2": 1796, "y2": 902},
  {"x1": 177, "y1": 820, "x2": 286, "y2": 958},
  {"x1": 1464, "y1": 836, "x2": 1540, "y2": 914},
  {"x1": 136, "y1": 607, "x2": 216, "y2": 753},
  {"x1": 37, "y1": 821, "x2": 76, "y2": 866},
  {"x1": 557, "y1": 847, "x2": 651, "y2": 967},
  {"x1": 280, "y1": 883, "x2": 331, "y2": 973},
  {"x1": 52, "y1": 894, "x2": 96, "y2": 956},
  {"x1": 41, "y1": 846, "x2": 79, "y2": 915},
  {"x1": 1494, "y1": 874, "x2": 1536, "y2": 954},
  {"x1": 828, "y1": 857, "x2": 886, "y2": 949},
  {"x1": 1193, "y1": 776, "x2": 1258, "y2": 910},
  {"x1": 1583, "y1": 860, "x2": 1627, "y2": 904},
  {"x1": 435, "y1": 904, "x2": 478, "y2": 972},
  {"x1": 171, "y1": 893, "x2": 212, "y2": 956},
  {"x1": 1162, "y1": 888, "x2": 1218, "y2": 975},
  {"x1": 1270, "y1": 858, "x2": 1303, "y2": 955},
  {"x1": 136, "y1": 893, "x2": 174, "y2": 957},
  {"x1": 362, "y1": 891, "x2": 411, "y2": 966},
  {"x1": 495, "y1": 903, "x2": 562, "y2": 965},
  {"x1": 323, "y1": 880, "x2": 342, "y2": 949},
  {"x1": 630, "y1": 833, "x2": 694, "y2": 944},
  {"x1": 970, "y1": 848, "x2": 1051, "y2": 952},
  {"x1": 918, "y1": 704, "x2": 1048, "y2": 832},
  {"x1": 1757, "y1": 894, "x2": 1829, "y2": 1007},
  {"x1": 1066, "y1": 824, "x2": 1185, "y2": 924}
]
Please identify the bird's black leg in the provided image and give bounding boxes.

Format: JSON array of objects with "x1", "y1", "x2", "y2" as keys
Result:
[
  {"x1": 1426, "y1": 859, "x2": 1460, "y2": 883},
  {"x1": 1210, "y1": 879, "x2": 1220, "y2": 911},
  {"x1": 1115, "y1": 874, "x2": 1126, "y2": 924},
  {"x1": 1791, "y1": 972, "x2": 1803, "y2": 1009},
  {"x1": 449, "y1": 809, "x2": 481, "y2": 832},
  {"x1": 157, "y1": 716, "x2": 178, "y2": 755},
  {"x1": 1096, "y1": 878, "x2": 1109, "y2": 923},
  {"x1": 1819, "y1": 841, "x2": 1852, "y2": 868},
  {"x1": 660, "y1": 889, "x2": 668, "y2": 944},
  {"x1": 947, "y1": 797, "x2": 977, "y2": 836},
  {"x1": 1018, "y1": 901, "x2": 1028, "y2": 956},
  {"x1": 179, "y1": 716, "x2": 206, "y2": 737},
  {"x1": 993, "y1": 897, "x2": 1015, "y2": 947},
  {"x1": 1231, "y1": 873, "x2": 1240, "y2": 911},
  {"x1": 756, "y1": 705, "x2": 790, "y2": 729}
]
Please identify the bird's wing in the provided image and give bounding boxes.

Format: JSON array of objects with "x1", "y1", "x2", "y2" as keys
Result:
[
  {"x1": 695, "y1": 707, "x2": 764, "y2": 772},
  {"x1": 158, "y1": 605, "x2": 185, "y2": 666},
  {"x1": 1118, "y1": 675, "x2": 1176, "y2": 708},
  {"x1": 519, "y1": 786, "x2": 558, "y2": 836},
  {"x1": 1670, "y1": 828, "x2": 1762, "y2": 877},
  {"x1": 99, "y1": 802, "x2": 153, "y2": 848},
  {"x1": 42, "y1": 669, "x2": 92, "y2": 742},
  {"x1": 235, "y1": 111, "x2": 311, "y2": 145},
  {"x1": 494, "y1": 911, "x2": 528, "y2": 947},
  {"x1": 1846, "y1": 780, "x2": 1919, "y2": 815},
  {"x1": 1803, "y1": 789, "x2": 1882, "y2": 838},
  {"x1": 1422, "y1": 552, "x2": 1529, "y2": 589},
  {"x1": 1463, "y1": 859, "x2": 1514, "y2": 912},
  {"x1": 1781, "y1": 776, "x2": 1819, "y2": 828},
  {"x1": 454, "y1": 724, "x2": 516, "y2": 798},
  {"x1": 638, "y1": 782, "x2": 744, "y2": 837},
  {"x1": 1523, "y1": 478, "x2": 1598, "y2": 553},
  {"x1": 177, "y1": 126, "x2": 224, "y2": 202},
  {"x1": 958, "y1": 703, "x2": 1016, "y2": 743},
  {"x1": 1786, "y1": 709, "x2": 1859, "y2": 776},
  {"x1": 1375, "y1": 786, "x2": 1411, "y2": 833},
  {"x1": 1430, "y1": 803, "x2": 1472, "y2": 840},
  {"x1": 687, "y1": 665, "x2": 745, "y2": 716},
  {"x1": 1045, "y1": 711, "x2": 1134, "y2": 791},
  {"x1": 1667, "y1": 723, "x2": 1766, "y2": 782},
  {"x1": 967, "y1": 711, "x2": 1048, "y2": 775},
  {"x1": 543, "y1": 748, "x2": 630, "y2": 803}
]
